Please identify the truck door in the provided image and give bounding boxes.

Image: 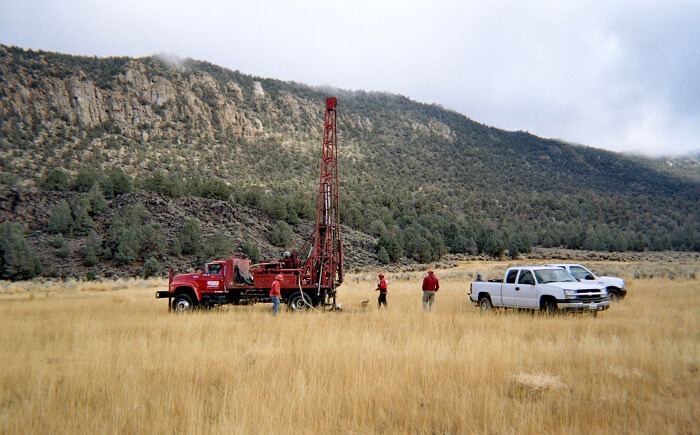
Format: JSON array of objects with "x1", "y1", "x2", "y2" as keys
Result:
[
  {"x1": 500, "y1": 269, "x2": 520, "y2": 307},
  {"x1": 515, "y1": 270, "x2": 537, "y2": 308},
  {"x1": 199, "y1": 263, "x2": 224, "y2": 294}
]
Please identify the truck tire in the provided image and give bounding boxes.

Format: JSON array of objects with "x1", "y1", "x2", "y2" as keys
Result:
[
  {"x1": 172, "y1": 294, "x2": 194, "y2": 313},
  {"x1": 542, "y1": 297, "x2": 558, "y2": 315},
  {"x1": 607, "y1": 290, "x2": 620, "y2": 302},
  {"x1": 288, "y1": 292, "x2": 312, "y2": 312},
  {"x1": 479, "y1": 296, "x2": 494, "y2": 312}
]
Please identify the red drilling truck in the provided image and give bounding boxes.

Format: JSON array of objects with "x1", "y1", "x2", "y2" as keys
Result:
[{"x1": 156, "y1": 97, "x2": 343, "y2": 312}]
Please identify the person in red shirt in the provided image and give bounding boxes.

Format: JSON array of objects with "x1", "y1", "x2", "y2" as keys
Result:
[
  {"x1": 270, "y1": 274, "x2": 283, "y2": 315},
  {"x1": 421, "y1": 269, "x2": 439, "y2": 311},
  {"x1": 376, "y1": 273, "x2": 388, "y2": 309}
]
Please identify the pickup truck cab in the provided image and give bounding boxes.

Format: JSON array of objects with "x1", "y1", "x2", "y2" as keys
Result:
[
  {"x1": 468, "y1": 266, "x2": 610, "y2": 315},
  {"x1": 545, "y1": 263, "x2": 626, "y2": 301}
]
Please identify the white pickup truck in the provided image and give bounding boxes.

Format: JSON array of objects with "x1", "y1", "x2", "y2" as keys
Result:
[
  {"x1": 545, "y1": 264, "x2": 626, "y2": 301},
  {"x1": 468, "y1": 266, "x2": 610, "y2": 315}
]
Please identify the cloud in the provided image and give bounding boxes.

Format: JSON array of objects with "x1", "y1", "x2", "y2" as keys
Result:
[{"x1": 0, "y1": 0, "x2": 698, "y2": 156}]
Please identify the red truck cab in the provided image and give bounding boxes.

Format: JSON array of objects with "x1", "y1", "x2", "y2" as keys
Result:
[{"x1": 157, "y1": 256, "x2": 255, "y2": 311}]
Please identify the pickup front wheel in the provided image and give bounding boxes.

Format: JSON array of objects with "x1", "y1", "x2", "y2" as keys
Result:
[
  {"x1": 542, "y1": 298, "x2": 558, "y2": 315},
  {"x1": 479, "y1": 297, "x2": 494, "y2": 312}
]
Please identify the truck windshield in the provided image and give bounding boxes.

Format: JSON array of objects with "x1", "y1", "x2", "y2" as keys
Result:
[{"x1": 535, "y1": 269, "x2": 576, "y2": 284}]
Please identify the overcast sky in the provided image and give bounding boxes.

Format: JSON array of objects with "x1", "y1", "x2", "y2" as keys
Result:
[{"x1": 1, "y1": 0, "x2": 699, "y2": 157}]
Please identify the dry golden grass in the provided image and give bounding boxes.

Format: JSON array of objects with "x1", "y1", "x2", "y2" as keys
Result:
[{"x1": 1, "y1": 262, "x2": 698, "y2": 434}]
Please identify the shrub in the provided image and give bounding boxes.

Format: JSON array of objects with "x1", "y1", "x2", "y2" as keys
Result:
[
  {"x1": 171, "y1": 239, "x2": 183, "y2": 257},
  {"x1": 377, "y1": 246, "x2": 390, "y2": 265},
  {"x1": 142, "y1": 256, "x2": 162, "y2": 278},
  {"x1": 71, "y1": 168, "x2": 99, "y2": 193},
  {"x1": 261, "y1": 196, "x2": 287, "y2": 221},
  {"x1": 83, "y1": 230, "x2": 100, "y2": 267},
  {"x1": 178, "y1": 218, "x2": 201, "y2": 255},
  {"x1": 102, "y1": 166, "x2": 133, "y2": 198},
  {"x1": 115, "y1": 227, "x2": 140, "y2": 265},
  {"x1": 201, "y1": 233, "x2": 234, "y2": 262},
  {"x1": 270, "y1": 221, "x2": 293, "y2": 248},
  {"x1": 57, "y1": 239, "x2": 71, "y2": 258},
  {"x1": 39, "y1": 168, "x2": 70, "y2": 191},
  {"x1": 48, "y1": 200, "x2": 74, "y2": 234},
  {"x1": 84, "y1": 247, "x2": 97, "y2": 267},
  {"x1": 141, "y1": 223, "x2": 167, "y2": 259},
  {"x1": 52, "y1": 233, "x2": 66, "y2": 249},
  {"x1": 241, "y1": 241, "x2": 261, "y2": 263},
  {"x1": 199, "y1": 178, "x2": 232, "y2": 201},
  {"x1": 0, "y1": 222, "x2": 42, "y2": 280},
  {"x1": 139, "y1": 170, "x2": 185, "y2": 196},
  {"x1": 83, "y1": 184, "x2": 107, "y2": 216},
  {"x1": 69, "y1": 196, "x2": 95, "y2": 236}
]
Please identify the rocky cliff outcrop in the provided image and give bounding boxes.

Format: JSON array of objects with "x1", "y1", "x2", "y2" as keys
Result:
[{"x1": 0, "y1": 48, "x2": 264, "y2": 143}]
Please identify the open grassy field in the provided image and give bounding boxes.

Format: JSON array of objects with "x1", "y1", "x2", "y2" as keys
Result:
[{"x1": 1, "y1": 260, "x2": 698, "y2": 434}]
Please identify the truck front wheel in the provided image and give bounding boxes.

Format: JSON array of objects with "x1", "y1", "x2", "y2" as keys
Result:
[
  {"x1": 172, "y1": 294, "x2": 194, "y2": 313},
  {"x1": 479, "y1": 296, "x2": 494, "y2": 312},
  {"x1": 541, "y1": 298, "x2": 558, "y2": 315},
  {"x1": 607, "y1": 290, "x2": 620, "y2": 302}
]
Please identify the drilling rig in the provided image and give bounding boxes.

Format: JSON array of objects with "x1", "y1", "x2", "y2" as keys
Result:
[{"x1": 157, "y1": 97, "x2": 343, "y2": 312}]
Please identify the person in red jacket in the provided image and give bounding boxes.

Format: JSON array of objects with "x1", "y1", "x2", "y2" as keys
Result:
[
  {"x1": 270, "y1": 274, "x2": 283, "y2": 315},
  {"x1": 376, "y1": 273, "x2": 388, "y2": 309},
  {"x1": 421, "y1": 269, "x2": 439, "y2": 311}
]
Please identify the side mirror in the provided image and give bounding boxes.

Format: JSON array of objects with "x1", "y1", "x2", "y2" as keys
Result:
[{"x1": 585, "y1": 274, "x2": 595, "y2": 280}]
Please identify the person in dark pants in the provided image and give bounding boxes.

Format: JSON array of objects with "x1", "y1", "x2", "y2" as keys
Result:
[{"x1": 376, "y1": 273, "x2": 388, "y2": 309}]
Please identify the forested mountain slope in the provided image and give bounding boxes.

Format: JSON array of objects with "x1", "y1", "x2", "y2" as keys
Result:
[{"x1": 0, "y1": 44, "x2": 698, "y2": 279}]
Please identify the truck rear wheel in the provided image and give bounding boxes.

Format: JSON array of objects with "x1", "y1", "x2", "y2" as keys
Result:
[
  {"x1": 172, "y1": 294, "x2": 194, "y2": 313},
  {"x1": 288, "y1": 292, "x2": 313, "y2": 312},
  {"x1": 479, "y1": 296, "x2": 493, "y2": 312}
]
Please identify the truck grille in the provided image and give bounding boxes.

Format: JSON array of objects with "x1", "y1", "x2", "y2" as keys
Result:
[{"x1": 574, "y1": 288, "x2": 606, "y2": 302}]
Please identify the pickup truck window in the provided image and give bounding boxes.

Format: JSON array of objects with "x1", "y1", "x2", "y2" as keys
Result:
[
  {"x1": 569, "y1": 265, "x2": 592, "y2": 280},
  {"x1": 535, "y1": 269, "x2": 576, "y2": 283},
  {"x1": 518, "y1": 270, "x2": 535, "y2": 285},
  {"x1": 506, "y1": 269, "x2": 518, "y2": 283}
]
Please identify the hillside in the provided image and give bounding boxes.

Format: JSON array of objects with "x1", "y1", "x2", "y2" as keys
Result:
[
  {"x1": 0, "y1": 189, "x2": 380, "y2": 279},
  {"x1": 1, "y1": 44, "x2": 699, "y2": 279}
]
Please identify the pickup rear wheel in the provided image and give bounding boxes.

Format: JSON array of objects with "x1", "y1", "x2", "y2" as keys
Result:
[
  {"x1": 479, "y1": 297, "x2": 494, "y2": 312},
  {"x1": 172, "y1": 294, "x2": 194, "y2": 313}
]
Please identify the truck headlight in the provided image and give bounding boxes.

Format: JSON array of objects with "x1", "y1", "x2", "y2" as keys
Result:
[{"x1": 564, "y1": 289, "x2": 578, "y2": 299}]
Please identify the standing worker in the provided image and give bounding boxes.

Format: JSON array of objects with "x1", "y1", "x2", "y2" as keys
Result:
[
  {"x1": 376, "y1": 273, "x2": 388, "y2": 309},
  {"x1": 421, "y1": 269, "x2": 440, "y2": 311},
  {"x1": 270, "y1": 274, "x2": 283, "y2": 315}
]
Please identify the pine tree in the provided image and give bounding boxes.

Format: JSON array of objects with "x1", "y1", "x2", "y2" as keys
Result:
[
  {"x1": 48, "y1": 200, "x2": 74, "y2": 234},
  {"x1": 0, "y1": 222, "x2": 42, "y2": 280},
  {"x1": 179, "y1": 218, "x2": 201, "y2": 255}
]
